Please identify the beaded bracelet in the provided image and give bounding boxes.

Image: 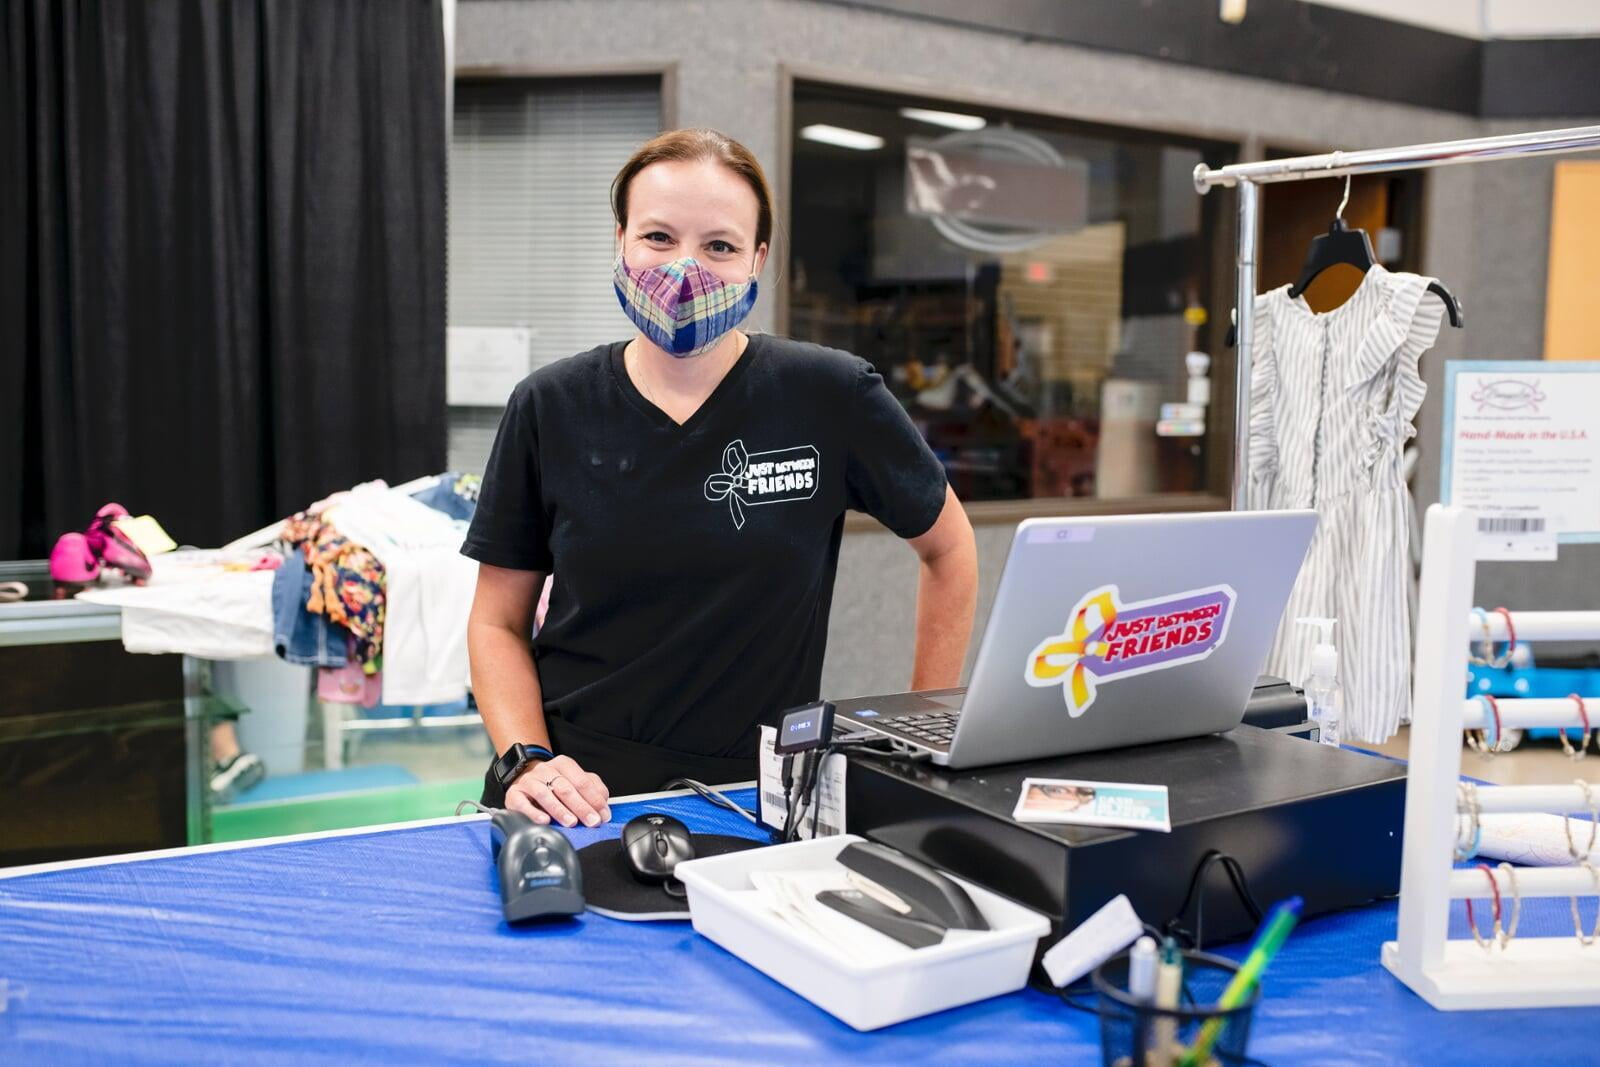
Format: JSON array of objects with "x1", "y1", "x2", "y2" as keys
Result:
[
  {"x1": 1573, "y1": 862, "x2": 1600, "y2": 947},
  {"x1": 1564, "y1": 779, "x2": 1599, "y2": 863},
  {"x1": 1495, "y1": 861, "x2": 1522, "y2": 949},
  {"x1": 1466, "y1": 694, "x2": 1503, "y2": 757},
  {"x1": 1560, "y1": 694, "x2": 1593, "y2": 761},
  {"x1": 1454, "y1": 781, "x2": 1482, "y2": 862},
  {"x1": 1467, "y1": 606, "x2": 1518, "y2": 669},
  {"x1": 1465, "y1": 862, "x2": 1502, "y2": 952}
]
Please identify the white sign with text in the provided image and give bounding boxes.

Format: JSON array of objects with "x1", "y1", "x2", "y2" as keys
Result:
[{"x1": 1442, "y1": 361, "x2": 1600, "y2": 559}]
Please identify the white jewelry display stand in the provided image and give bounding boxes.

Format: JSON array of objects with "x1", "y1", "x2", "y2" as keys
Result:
[{"x1": 1381, "y1": 504, "x2": 1600, "y2": 1009}]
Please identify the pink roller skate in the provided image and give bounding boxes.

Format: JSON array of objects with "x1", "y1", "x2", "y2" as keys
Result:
[
  {"x1": 49, "y1": 532, "x2": 103, "y2": 598},
  {"x1": 85, "y1": 503, "x2": 152, "y2": 584},
  {"x1": 81, "y1": 502, "x2": 128, "y2": 555}
]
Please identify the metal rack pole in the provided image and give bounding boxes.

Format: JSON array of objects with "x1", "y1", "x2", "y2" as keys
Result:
[
  {"x1": 1230, "y1": 181, "x2": 1259, "y2": 510},
  {"x1": 1194, "y1": 124, "x2": 1600, "y2": 191},
  {"x1": 1192, "y1": 123, "x2": 1600, "y2": 510}
]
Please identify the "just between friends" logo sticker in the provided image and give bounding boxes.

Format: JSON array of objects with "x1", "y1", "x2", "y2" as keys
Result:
[{"x1": 1024, "y1": 583, "x2": 1236, "y2": 716}]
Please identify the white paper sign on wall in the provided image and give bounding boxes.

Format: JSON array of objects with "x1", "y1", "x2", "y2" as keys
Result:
[{"x1": 447, "y1": 326, "x2": 533, "y2": 406}]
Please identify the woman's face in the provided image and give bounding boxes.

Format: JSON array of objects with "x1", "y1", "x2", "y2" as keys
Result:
[
  {"x1": 1031, "y1": 784, "x2": 1094, "y2": 812},
  {"x1": 616, "y1": 158, "x2": 768, "y2": 287}
]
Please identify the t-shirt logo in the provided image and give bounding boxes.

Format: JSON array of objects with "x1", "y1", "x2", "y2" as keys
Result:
[
  {"x1": 702, "y1": 438, "x2": 819, "y2": 529},
  {"x1": 1024, "y1": 583, "x2": 1236, "y2": 717}
]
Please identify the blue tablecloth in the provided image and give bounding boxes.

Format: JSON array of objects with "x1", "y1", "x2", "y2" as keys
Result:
[{"x1": 0, "y1": 789, "x2": 1592, "y2": 1064}]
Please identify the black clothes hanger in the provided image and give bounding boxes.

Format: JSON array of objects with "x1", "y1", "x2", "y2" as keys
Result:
[
  {"x1": 1288, "y1": 216, "x2": 1375, "y2": 298},
  {"x1": 1288, "y1": 176, "x2": 1463, "y2": 327},
  {"x1": 1287, "y1": 218, "x2": 1462, "y2": 327},
  {"x1": 1226, "y1": 176, "x2": 1463, "y2": 345},
  {"x1": 1428, "y1": 281, "x2": 1463, "y2": 327}
]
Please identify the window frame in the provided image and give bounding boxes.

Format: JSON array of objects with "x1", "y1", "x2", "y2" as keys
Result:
[{"x1": 779, "y1": 68, "x2": 1241, "y2": 527}]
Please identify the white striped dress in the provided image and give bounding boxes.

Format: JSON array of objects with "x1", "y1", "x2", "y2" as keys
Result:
[{"x1": 1248, "y1": 265, "x2": 1444, "y2": 741}]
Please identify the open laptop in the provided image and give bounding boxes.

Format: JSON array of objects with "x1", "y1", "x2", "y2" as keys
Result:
[{"x1": 835, "y1": 510, "x2": 1317, "y2": 768}]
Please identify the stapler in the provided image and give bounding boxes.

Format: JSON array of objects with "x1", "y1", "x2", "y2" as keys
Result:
[{"x1": 835, "y1": 841, "x2": 989, "y2": 932}]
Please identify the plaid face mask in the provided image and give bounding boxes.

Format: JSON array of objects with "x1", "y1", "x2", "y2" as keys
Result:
[{"x1": 613, "y1": 254, "x2": 758, "y2": 358}]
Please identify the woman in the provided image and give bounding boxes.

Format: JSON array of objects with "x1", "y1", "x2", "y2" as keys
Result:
[{"x1": 463, "y1": 128, "x2": 978, "y2": 828}]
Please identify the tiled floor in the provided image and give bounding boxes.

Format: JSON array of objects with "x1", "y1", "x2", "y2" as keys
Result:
[{"x1": 1355, "y1": 727, "x2": 1595, "y2": 785}]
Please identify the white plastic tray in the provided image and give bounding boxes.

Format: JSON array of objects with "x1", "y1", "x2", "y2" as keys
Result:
[{"x1": 674, "y1": 834, "x2": 1051, "y2": 1031}]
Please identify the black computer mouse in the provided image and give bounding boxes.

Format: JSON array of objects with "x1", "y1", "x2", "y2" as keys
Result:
[
  {"x1": 621, "y1": 812, "x2": 696, "y2": 884},
  {"x1": 490, "y1": 811, "x2": 585, "y2": 922}
]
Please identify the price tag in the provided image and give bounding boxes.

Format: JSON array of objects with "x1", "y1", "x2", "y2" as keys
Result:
[{"x1": 1475, "y1": 511, "x2": 1556, "y2": 561}]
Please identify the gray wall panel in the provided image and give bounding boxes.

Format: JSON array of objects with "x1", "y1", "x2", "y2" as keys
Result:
[{"x1": 457, "y1": 0, "x2": 1600, "y2": 699}]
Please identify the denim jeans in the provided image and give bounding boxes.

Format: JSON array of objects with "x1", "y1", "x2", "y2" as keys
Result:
[
  {"x1": 410, "y1": 472, "x2": 478, "y2": 521},
  {"x1": 271, "y1": 549, "x2": 351, "y2": 667}
]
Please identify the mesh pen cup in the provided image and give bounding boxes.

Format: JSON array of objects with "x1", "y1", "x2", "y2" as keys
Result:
[{"x1": 1092, "y1": 949, "x2": 1262, "y2": 1067}]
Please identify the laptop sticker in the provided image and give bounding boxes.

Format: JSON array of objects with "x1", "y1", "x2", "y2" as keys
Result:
[
  {"x1": 1024, "y1": 583, "x2": 1236, "y2": 716},
  {"x1": 1026, "y1": 524, "x2": 1095, "y2": 545}
]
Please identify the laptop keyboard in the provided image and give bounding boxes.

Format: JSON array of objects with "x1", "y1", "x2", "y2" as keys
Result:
[{"x1": 886, "y1": 708, "x2": 962, "y2": 746}]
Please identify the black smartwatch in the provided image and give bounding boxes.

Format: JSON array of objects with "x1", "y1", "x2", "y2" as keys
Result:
[{"x1": 492, "y1": 742, "x2": 556, "y2": 789}]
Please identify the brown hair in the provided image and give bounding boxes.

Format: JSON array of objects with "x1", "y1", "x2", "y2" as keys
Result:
[{"x1": 611, "y1": 128, "x2": 774, "y2": 251}]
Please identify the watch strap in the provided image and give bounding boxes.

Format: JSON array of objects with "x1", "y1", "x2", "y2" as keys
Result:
[{"x1": 494, "y1": 742, "x2": 556, "y2": 787}]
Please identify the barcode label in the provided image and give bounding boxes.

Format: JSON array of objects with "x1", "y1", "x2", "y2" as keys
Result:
[
  {"x1": 756, "y1": 724, "x2": 848, "y2": 835},
  {"x1": 1478, "y1": 516, "x2": 1544, "y2": 533}
]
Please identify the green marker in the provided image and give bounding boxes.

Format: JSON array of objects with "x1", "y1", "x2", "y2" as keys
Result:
[{"x1": 1179, "y1": 896, "x2": 1302, "y2": 1067}]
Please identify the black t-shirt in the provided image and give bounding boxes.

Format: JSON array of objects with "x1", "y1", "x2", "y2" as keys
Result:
[{"x1": 462, "y1": 333, "x2": 948, "y2": 766}]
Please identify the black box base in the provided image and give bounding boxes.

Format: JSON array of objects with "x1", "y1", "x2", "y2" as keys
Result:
[{"x1": 844, "y1": 725, "x2": 1406, "y2": 946}]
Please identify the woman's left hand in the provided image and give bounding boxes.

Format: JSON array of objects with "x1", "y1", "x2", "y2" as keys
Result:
[{"x1": 507, "y1": 754, "x2": 612, "y2": 828}]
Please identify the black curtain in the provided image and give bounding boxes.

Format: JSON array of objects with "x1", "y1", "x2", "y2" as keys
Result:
[{"x1": 0, "y1": 0, "x2": 446, "y2": 560}]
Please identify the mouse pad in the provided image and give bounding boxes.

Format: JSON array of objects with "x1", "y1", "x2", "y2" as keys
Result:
[{"x1": 577, "y1": 834, "x2": 764, "y2": 922}]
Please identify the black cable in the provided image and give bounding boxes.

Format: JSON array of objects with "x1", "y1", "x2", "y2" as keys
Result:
[
  {"x1": 795, "y1": 747, "x2": 821, "y2": 840},
  {"x1": 804, "y1": 751, "x2": 826, "y2": 839},
  {"x1": 843, "y1": 735, "x2": 936, "y2": 761},
  {"x1": 785, "y1": 750, "x2": 821, "y2": 843},
  {"x1": 659, "y1": 778, "x2": 761, "y2": 823},
  {"x1": 1027, "y1": 974, "x2": 1100, "y2": 1016},
  {"x1": 780, "y1": 738, "x2": 935, "y2": 842},
  {"x1": 1163, "y1": 850, "x2": 1265, "y2": 950},
  {"x1": 780, "y1": 754, "x2": 798, "y2": 842}
]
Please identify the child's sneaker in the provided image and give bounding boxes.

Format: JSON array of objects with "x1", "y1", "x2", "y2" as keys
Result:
[{"x1": 209, "y1": 752, "x2": 266, "y2": 803}]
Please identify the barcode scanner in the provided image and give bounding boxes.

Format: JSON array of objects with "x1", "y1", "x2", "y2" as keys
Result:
[{"x1": 490, "y1": 810, "x2": 586, "y2": 922}]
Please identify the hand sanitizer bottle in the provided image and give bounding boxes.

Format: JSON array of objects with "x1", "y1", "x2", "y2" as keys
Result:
[{"x1": 1297, "y1": 617, "x2": 1341, "y2": 747}]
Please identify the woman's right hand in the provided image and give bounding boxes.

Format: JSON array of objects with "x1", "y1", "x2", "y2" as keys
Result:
[{"x1": 505, "y1": 754, "x2": 612, "y2": 828}]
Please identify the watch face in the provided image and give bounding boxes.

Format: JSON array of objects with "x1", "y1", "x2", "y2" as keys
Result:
[{"x1": 496, "y1": 745, "x2": 524, "y2": 785}]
